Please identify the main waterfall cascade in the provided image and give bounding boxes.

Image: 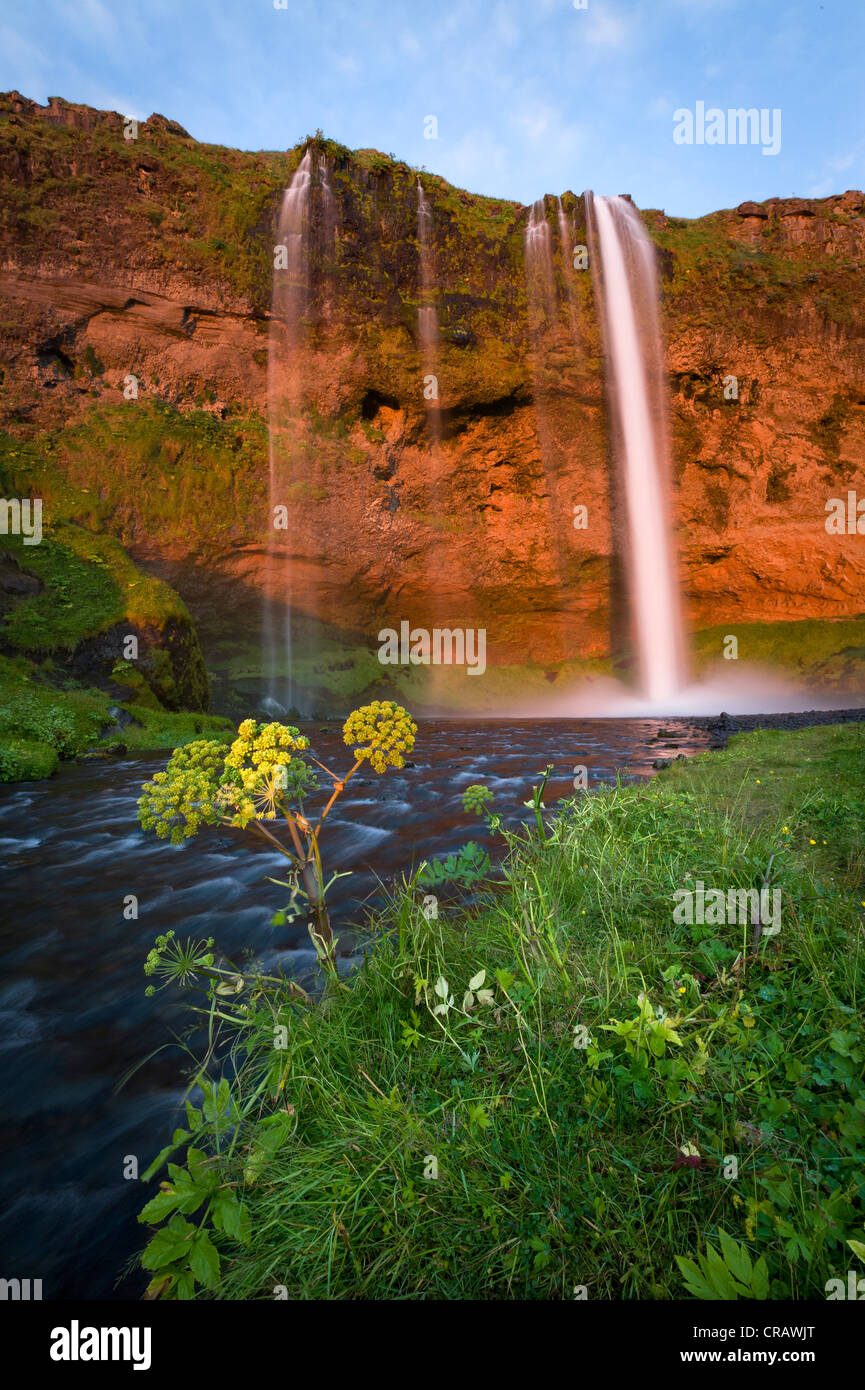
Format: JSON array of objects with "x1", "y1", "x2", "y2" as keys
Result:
[
  {"x1": 586, "y1": 192, "x2": 687, "y2": 704},
  {"x1": 416, "y1": 180, "x2": 441, "y2": 445}
]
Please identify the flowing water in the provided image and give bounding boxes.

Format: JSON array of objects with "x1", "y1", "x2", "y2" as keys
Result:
[
  {"x1": 265, "y1": 150, "x2": 313, "y2": 712},
  {"x1": 417, "y1": 180, "x2": 441, "y2": 444},
  {"x1": 588, "y1": 193, "x2": 686, "y2": 703},
  {"x1": 0, "y1": 718, "x2": 715, "y2": 1298}
]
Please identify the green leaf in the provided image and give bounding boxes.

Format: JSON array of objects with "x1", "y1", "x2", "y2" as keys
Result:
[
  {"x1": 675, "y1": 1255, "x2": 717, "y2": 1301},
  {"x1": 138, "y1": 1188, "x2": 183, "y2": 1225},
  {"x1": 141, "y1": 1128, "x2": 191, "y2": 1183},
  {"x1": 847, "y1": 1239, "x2": 865, "y2": 1261},
  {"x1": 188, "y1": 1231, "x2": 221, "y2": 1289},
  {"x1": 718, "y1": 1230, "x2": 753, "y2": 1287},
  {"x1": 751, "y1": 1256, "x2": 770, "y2": 1299},
  {"x1": 704, "y1": 1242, "x2": 742, "y2": 1299},
  {"x1": 140, "y1": 1218, "x2": 195, "y2": 1271},
  {"x1": 212, "y1": 1192, "x2": 249, "y2": 1244}
]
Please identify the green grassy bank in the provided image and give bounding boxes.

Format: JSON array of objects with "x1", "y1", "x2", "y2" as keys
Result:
[
  {"x1": 136, "y1": 722, "x2": 865, "y2": 1300},
  {"x1": 0, "y1": 516, "x2": 228, "y2": 781}
]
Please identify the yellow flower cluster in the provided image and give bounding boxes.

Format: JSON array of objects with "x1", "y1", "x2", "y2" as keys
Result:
[
  {"x1": 222, "y1": 720, "x2": 311, "y2": 824},
  {"x1": 342, "y1": 701, "x2": 417, "y2": 775},
  {"x1": 138, "y1": 739, "x2": 229, "y2": 843}
]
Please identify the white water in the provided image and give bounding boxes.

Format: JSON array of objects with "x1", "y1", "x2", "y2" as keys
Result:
[
  {"x1": 265, "y1": 150, "x2": 312, "y2": 709},
  {"x1": 525, "y1": 197, "x2": 556, "y2": 325},
  {"x1": 589, "y1": 193, "x2": 686, "y2": 704},
  {"x1": 556, "y1": 195, "x2": 580, "y2": 339},
  {"x1": 417, "y1": 180, "x2": 441, "y2": 441}
]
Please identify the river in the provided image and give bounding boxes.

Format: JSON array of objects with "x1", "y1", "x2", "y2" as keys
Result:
[{"x1": 0, "y1": 716, "x2": 715, "y2": 1299}]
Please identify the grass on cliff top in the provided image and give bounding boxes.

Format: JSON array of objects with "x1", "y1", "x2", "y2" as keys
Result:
[{"x1": 138, "y1": 723, "x2": 865, "y2": 1300}]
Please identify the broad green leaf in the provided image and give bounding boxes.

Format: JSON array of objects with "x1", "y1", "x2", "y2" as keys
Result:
[
  {"x1": 718, "y1": 1230, "x2": 753, "y2": 1287},
  {"x1": 675, "y1": 1255, "x2": 717, "y2": 1301},
  {"x1": 189, "y1": 1231, "x2": 221, "y2": 1289},
  {"x1": 138, "y1": 1188, "x2": 183, "y2": 1225},
  {"x1": 751, "y1": 1255, "x2": 770, "y2": 1299}
]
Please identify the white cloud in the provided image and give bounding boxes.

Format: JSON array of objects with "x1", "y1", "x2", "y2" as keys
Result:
[{"x1": 583, "y1": 5, "x2": 629, "y2": 48}]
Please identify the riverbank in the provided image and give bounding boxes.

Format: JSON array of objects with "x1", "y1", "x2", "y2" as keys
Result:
[{"x1": 137, "y1": 721, "x2": 865, "y2": 1300}]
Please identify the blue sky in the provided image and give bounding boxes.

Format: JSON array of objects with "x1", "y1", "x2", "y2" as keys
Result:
[{"x1": 2, "y1": 0, "x2": 862, "y2": 216}]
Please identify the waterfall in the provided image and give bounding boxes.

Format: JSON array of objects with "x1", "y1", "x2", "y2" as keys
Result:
[
  {"x1": 587, "y1": 193, "x2": 686, "y2": 704},
  {"x1": 556, "y1": 195, "x2": 580, "y2": 341},
  {"x1": 264, "y1": 150, "x2": 312, "y2": 712},
  {"x1": 319, "y1": 152, "x2": 337, "y2": 256},
  {"x1": 525, "y1": 197, "x2": 556, "y2": 328},
  {"x1": 416, "y1": 180, "x2": 440, "y2": 442}
]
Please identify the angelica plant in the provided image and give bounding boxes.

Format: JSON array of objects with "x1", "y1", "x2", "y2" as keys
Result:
[{"x1": 138, "y1": 701, "x2": 417, "y2": 979}]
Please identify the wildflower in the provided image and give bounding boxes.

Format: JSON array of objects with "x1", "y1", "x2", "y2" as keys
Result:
[{"x1": 342, "y1": 700, "x2": 417, "y2": 774}]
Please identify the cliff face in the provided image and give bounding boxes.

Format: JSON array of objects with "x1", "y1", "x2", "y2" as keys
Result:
[{"x1": 1, "y1": 91, "x2": 864, "y2": 710}]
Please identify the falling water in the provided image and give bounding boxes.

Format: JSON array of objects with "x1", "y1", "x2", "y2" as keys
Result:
[
  {"x1": 525, "y1": 197, "x2": 556, "y2": 327},
  {"x1": 556, "y1": 195, "x2": 580, "y2": 341},
  {"x1": 522, "y1": 195, "x2": 573, "y2": 664},
  {"x1": 319, "y1": 152, "x2": 337, "y2": 254},
  {"x1": 416, "y1": 180, "x2": 441, "y2": 442},
  {"x1": 265, "y1": 149, "x2": 312, "y2": 711},
  {"x1": 587, "y1": 193, "x2": 686, "y2": 703}
]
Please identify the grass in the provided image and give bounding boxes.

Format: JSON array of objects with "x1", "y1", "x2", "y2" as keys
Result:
[
  {"x1": 0, "y1": 655, "x2": 232, "y2": 784},
  {"x1": 135, "y1": 722, "x2": 865, "y2": 1300}
]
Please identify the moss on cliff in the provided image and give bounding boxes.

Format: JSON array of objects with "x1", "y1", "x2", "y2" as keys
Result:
[
  {"x1": 693, "y1": 617, "x2": 865, "y2": 690},
  {"x1": 0, "y1": 410, "x2": 268, "y2": 551},
  {"x1": 0, "y1": 653, "x2": 232, "y2": 782}
]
